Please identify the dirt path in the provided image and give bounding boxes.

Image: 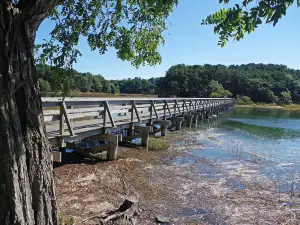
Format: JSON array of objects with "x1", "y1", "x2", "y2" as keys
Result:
[{"x1": 55, "y1": 132, "x2": 300, "y2": 224}]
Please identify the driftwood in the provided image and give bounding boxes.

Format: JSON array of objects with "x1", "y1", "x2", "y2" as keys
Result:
[{"x1": 86, "y1": 198, "x2": 139, "y2": 225}]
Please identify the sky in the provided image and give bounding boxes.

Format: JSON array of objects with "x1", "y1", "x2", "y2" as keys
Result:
[{"x1": 36, "y1": 1, "x2": 300, "y2": 80}]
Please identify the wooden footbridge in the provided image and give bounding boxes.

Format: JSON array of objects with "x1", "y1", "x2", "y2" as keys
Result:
[{"x1": 42, "y1": 97, "x2": 235, "y2": 162}]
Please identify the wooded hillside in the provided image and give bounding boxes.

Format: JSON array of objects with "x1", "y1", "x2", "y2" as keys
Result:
[{"x1": 157, "y1": 64, "x2": 300, "y2": 104}]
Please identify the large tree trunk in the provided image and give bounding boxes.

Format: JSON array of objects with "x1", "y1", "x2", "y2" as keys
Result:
[{"x1": 0, "y1": 3, "x2": 57, "y2": 225}]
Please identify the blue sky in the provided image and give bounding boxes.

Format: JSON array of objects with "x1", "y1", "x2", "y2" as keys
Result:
[{"x1": 36, "y1": 1, "x2": 300, "y2": 80}]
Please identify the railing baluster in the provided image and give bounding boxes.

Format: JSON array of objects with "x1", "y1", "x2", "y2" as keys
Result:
[
  {"x1": 61, "y1": 101, "x2": 74, "y2": 136},
  {"x1": 59, "y1": 101, "x2": 64, "y2": 136}
]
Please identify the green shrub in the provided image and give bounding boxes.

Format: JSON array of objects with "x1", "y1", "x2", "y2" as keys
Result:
[
  {"x1": 237, "y1": 96, "x2": 254, "y2": 105},
  {"x1": 280, "y1": 91, "x2": 292, "y2": 104}
]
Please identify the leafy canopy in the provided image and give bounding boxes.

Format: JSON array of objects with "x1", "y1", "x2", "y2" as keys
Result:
[
  {"x1": 37, "y1": 0, "x2": 178, "y2": 68},
  {"x1": 202, "y1": 0, "x2": 299, "y2": 47}
]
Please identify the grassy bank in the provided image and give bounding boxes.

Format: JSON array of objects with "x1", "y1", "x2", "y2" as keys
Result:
[{"x1": 236, "y1": 103, "x2": 300, "y2": 110}]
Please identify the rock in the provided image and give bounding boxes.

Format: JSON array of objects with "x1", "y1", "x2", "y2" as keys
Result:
[{"x1": 156, "y1": 215, "x2": 170, "y2": 223}]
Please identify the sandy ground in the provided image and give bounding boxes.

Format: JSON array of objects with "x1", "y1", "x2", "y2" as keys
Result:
[{"x1": 55, "y1": 132, "x2": 300, "y2": 224}]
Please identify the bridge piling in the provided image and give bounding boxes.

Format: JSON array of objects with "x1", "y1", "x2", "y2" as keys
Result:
[
  {"x1": 175, "y1": 117, "x2": 184, "y2": 130},
  {"x1": 154, "y1": 120, "x2": 170, "y2": 136},
  {"x1": 107, "y1": 134, "x2": 119, "y2": 161},
  {"x1": 134, "y1": 126, "x2": 151, "y2": 148},
  {"x1": 192, "y1": 113, "x2": 199, "y2": 127},
  {"x1": 186, "y1": 114, "x2": 193, "y2": 128}
]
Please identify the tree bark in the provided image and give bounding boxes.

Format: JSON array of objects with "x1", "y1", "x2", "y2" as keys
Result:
[{"x1": 0, "y1": 2, "x2": 58, "y2": 224}]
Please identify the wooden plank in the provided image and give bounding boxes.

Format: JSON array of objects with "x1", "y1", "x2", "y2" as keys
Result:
[
  {"x1": 67, "y1": 107, "x2": 103, "y2": 114},
  {"x1": 42, "y1": 102, "x2": 61, "y2": 107},
  {"x1": 175, "y1": 100, "x2": 181, "y2": 113},
  {"x1": 44, "y1": 115, "x2": 60, "y2": 122},
  {"x1": 67, "y1": 112, "x2": 99, "y2": 119},
  {"x1": 165, "y1": 100, "x2": 172, "y2": 115},
  {"x1": 104, "y1": 101, "x2": 115, "y2": 127},
  {"x1": 59, "y1": 103, "x2": 64, "y2": 136},
  {"x1": 149, "y1": 101, "x2": 153, "y2": 120},
  {"x1": 130, "y1": 101, "x2": 134, "y2": 122},
  {"x1": 67, "y1": 105, "x2": 74, "y2": 123},
  {"x1": 62, "y1": 102, "x2": 75, "y2": 136},
  {"x1": 151, "y1": 105, "x2": 169, "y2": 111},
  {"x1": 135, "y1": 103, "x2": 163, "y2": 108},
  {"x1": 103, "y1": 103, "x2": 107, "y2": 127},
  {"x1": 151, "y1": 100, "x2": 158, "y2": 118},
  {"x1": 114, "y1": 115, "x2": 133, "y2": 122},
  {"x1": 132, "y1": 100, "x2": 141, "y2": 122},
  {"x1": 43, "y1": 110, "x2": 60, "y2": 116},
  {"x1": 163, "y1": 101, "x2": 166, "y2": 118},
  {"x1": 110, "y1": 109, "x2": 130, "y2": 114}
]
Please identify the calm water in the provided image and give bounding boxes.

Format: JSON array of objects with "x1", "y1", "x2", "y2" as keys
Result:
[{"x1": 176, "y1": 107, "x2": 300, "y2": 192}]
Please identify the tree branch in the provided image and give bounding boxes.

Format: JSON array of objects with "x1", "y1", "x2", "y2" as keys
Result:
[{"x1": 19, "y1": 0, "x2": 62, "y2": 29}]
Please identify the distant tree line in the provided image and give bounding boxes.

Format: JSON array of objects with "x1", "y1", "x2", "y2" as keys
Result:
[
  {"x1": 36, "y1": 64, "x2": 160, "y2": 95},
  {"x1": 37, "y1": 64, "x2": 117, "y2": 94},
  {"x1": 157, "y1": 64, "x2": 300, "y2": 104},
  {"x1": 37, "y1": 63, "x2": 300, "y2": 104}
]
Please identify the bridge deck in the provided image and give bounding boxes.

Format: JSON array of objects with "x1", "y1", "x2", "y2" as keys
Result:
[{"x1": 42, "y1": 97, "x2": 235, "y2": 146}]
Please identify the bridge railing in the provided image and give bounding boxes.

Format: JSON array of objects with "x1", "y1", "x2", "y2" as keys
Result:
[{"x1": 42, "y1": 97, "x2": 235, "y2": 145}]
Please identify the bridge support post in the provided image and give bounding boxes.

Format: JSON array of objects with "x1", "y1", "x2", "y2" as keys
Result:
[
  {"x1": 192, "y1": 113, "x2": 199, "y2": 127},
  {"x1": 154, "y1": 120, "x2": 170, "y2": 137},
  {"x1": 200, "y1": 112, "x2": 204, "y2": 120},
  {"x1": 56, "y1": 136, "x2": 66, "y2": 148},
  {"x1": 205, "y1": 110, "x2": 212, "y2": 118},
  {"x1": 146, "y1": 121, "x2": 154, "y2": 134},
  {"x1": 134, "y1": 126, "x2": 151, "y2": 148},
  {"x1": 128, "y1": 122, "x2": 134, "y2": 136},
  {"x1": 107, "y1": 134, "x2": 119, "y2": 161},
  {"x1": 175, "y1": 117, "x2": 184, "y2": 130},
  {"x1": 186, "y1": 114, "x2": 193, "y2": 128}
]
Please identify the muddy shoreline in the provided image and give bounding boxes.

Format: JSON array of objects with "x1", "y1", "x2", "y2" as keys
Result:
[{"x1": 55, "y1": 130, "x2": 300, "y2": 224}]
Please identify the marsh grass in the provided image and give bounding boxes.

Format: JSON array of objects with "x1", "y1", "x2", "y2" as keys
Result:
[
  {"x1": 148, "y1": 137, "x2": 169, "y2": 151},
  {"x1": 236, "y1": 103, "x2": 300, "y2": 110},
  {"x1": 148, "y1": 130, "x2": 186, "y2": 151}
]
